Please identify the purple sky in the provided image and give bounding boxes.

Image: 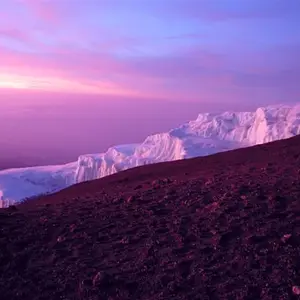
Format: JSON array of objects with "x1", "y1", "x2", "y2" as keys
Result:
[
  {"x1": 0, "y1": 0, "x2": 299, "y2": 102},
  {"x1": 0, "y1": 0, "x2": 299, "y2": 167}
]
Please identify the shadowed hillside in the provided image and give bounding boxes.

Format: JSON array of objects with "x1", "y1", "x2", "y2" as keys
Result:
[{"x1": 1, "y1": 135, "x2": 300, "y2": 299}]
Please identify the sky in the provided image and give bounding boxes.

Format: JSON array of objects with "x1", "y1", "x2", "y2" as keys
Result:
[
  {"x1": 0, "y1": 0, "x2": 299, "y2": 103},
  {"x1": 0, "y1": 0, "x2": 300, "y2": 168}
]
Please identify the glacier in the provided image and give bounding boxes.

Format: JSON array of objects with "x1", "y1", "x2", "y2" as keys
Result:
[{"x1": 1, "y1": 103, "x2": 300, "y2": 207}]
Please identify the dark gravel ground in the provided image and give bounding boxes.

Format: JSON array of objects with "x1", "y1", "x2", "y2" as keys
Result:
[{"x1": 1, "y1": 135, "x2": 300, "y2": 300}]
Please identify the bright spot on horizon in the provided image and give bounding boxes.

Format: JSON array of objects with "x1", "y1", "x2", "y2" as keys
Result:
[
  {"x1": 0, "y1": 75, "x2": 31, "y2": 89},
  {"x1": 0, "y1": 73, "x2": 139, "y2": 96}
]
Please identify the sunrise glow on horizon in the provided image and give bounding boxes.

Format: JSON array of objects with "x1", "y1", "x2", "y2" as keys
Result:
[
  {"x1": 0, "y1": 73, "x2": 142, "y2": 96},
  {"x1": 0, "y1": 0, "x2": 299, "y2": 102}
]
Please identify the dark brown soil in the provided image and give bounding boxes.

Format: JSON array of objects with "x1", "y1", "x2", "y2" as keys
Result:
[{"x1": 1, "y1": 136, "x2": 300, "y2": 300}]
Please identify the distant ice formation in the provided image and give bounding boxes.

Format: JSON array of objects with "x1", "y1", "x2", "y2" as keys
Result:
[{"x1": 1, "y1": 103, "x2": 299, "y2": 207}]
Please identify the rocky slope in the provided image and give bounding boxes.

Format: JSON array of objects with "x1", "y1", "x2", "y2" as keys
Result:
[{"x1": 1, "y1": 135, "x2": 300, "y2": 299}]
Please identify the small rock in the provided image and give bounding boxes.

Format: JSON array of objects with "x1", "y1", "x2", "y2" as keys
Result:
[
  {"x1": 113, "y1": 197, "x2": 123, "y2": 204},
  {"x1": 92, "y1": 271, "x2": 109, "y2": 287},
  {"x1": 126, "y1": 195, "x2": 135, "y2": 203},
  {"x1": 206, "y1": 202, "x2": 219, "y2": 212},
  {"x1": 81, "y1": 279, "x2": 93, "y2": 287},
  {"x1": 211, "y1": 229, "x2": 217, "y2": 235},
  {"x1": 205, "y1": 180, "x2": 213, "y2": 186},
  {"x1": 152, "y1": 179, "x2": 166, "y2": 186},
  {"x1": 163, "y1": 178, "x2": 172, "y2": 184},
  {"x1": 152, "y1": 180, "x2": 158, "y2": 186},
  {"x1": 292, "y1": 286, "x2": 300, "y2": 295},
  {"x1": 39, "y1": 216, "x2": 48, "y2": 224},
  {"x1": 57, "y1": 236, "x2": 66, "y2": 243},
  {"x1": 223, "y1": 192, "x2": 231, "y2": 198},
  {"x1": 69, "y1": 224, "x2": 76, "y2": 232},
  {"x1": 134, "y1": 184, "x2": 143, "y2": 190},
  {"x1": 281, "y1": 233, "x2": 292, "y2": 243},
  {"x1": 120, "y1": 236, "x2": 129, "y2": 244},
  {"x1": 167, "y1": 281, "x2": 176, "y2": 292}
]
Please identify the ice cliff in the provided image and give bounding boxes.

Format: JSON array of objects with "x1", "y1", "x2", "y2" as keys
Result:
[{"x1": 1, "y1": 103, "x2": 300, "y2": 207}]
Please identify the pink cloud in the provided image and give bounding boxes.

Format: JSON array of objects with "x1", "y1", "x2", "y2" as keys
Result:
[
  {"x1": 0, "y1": 46, "x2": 143, "y2": 96},
  {"x1": 0, "y1": 40, "x2": 299, "y2": 102}
]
